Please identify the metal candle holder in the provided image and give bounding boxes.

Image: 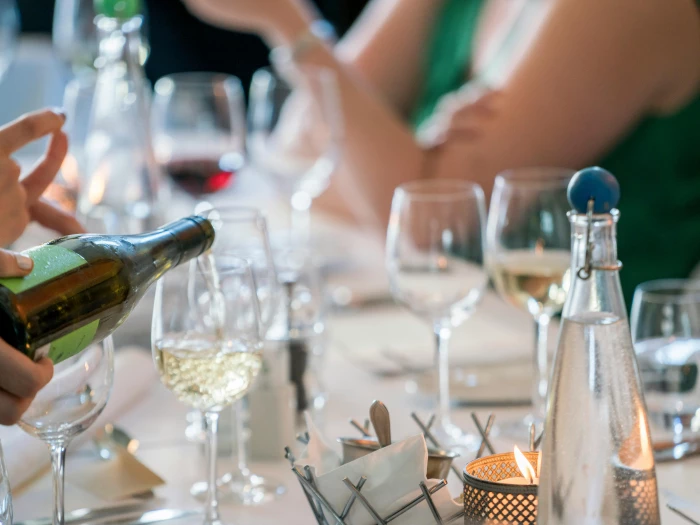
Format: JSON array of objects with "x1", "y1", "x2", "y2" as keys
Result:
[{"x1": 463, "y1": 451, "x2": 539, "y2": 525}]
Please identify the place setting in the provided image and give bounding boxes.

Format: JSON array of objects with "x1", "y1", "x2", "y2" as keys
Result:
[{"x1": 0, "y1": 1, "x2": 699, "y2": 524}]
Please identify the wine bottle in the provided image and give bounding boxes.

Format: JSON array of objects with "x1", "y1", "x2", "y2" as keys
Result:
[{"x1": 0, "y1": 216, "x2": 215, "y2": 363}]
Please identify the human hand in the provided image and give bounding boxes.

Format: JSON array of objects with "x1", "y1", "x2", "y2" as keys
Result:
[
  {"x1": 417, "y1": 84, "x2": 501, "y2": 148},
  {"x1": 0, "y1": 108, "x2": 84, "y2": 248},
  {"x1": 182, "y1": 0, "x2": 288, "y2": 33},
  {"x1": 0, "y1": 248, "x2": 54, "y2": 425}
]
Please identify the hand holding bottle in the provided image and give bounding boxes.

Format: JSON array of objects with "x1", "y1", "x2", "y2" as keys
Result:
[
  {"x1": 0, "y1": 245, "x2": 53, "y2": 425},
  {"x1": 0, "y1": 108, "x2": 84, "y2": 248}
]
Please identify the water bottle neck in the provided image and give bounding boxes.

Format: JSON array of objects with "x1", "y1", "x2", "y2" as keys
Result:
[
  {"x1": 95, "y1": 15, "x2": 144, "y2": 72},
  {"x1": 564, "y1": 209, "x2": 627, "y2": 320}
]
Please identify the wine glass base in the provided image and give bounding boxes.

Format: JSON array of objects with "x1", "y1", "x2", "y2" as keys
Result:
[{"x1": 190, "y1": 472, "x2": 286, "y2": 505}]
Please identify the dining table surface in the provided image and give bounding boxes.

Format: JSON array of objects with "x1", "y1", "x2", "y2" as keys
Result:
[{"x1": 4, "y1": 36, "x2": 700, "y2": 525}]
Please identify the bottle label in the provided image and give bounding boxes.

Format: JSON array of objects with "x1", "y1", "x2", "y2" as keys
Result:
[{"x1": 0, "y1": 245, "x2": 100, "y2": 364}]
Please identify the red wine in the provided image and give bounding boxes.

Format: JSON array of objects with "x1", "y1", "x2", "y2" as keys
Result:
[{"x1": 165, "y1": 157, "x2": 236, "y2": 197}]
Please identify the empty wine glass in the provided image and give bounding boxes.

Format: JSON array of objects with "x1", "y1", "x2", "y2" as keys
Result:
[
  {"x1": 152, "y1": 73, "x2": 246, "y2": 203},
  {"x1": 190, "y1": 206, "x2": 285, "y2": 504},
  {"x1": 486, "y1": 168, "x2": 573, "y2": 432},
  {"x1": 248, "y1": 65, "x2": 342, "y2": 243},
  {"x1": 0, "y1": 0, "x2": 19, "y2": 83},
  {"x1": 631, "y1": 279, "x2": 700, "y2": 449},
  {"x1": 386, "y1": 180, "x2": 487, "y2": 448},
  {"x1": 52, "y1": 0, "x2": 149, "y2": 74},
  {"x1": 152, "y1": 257, "x2": 262, "y2": 525},
  {"x1": 19, "y1": 337, "x2": 115, "y2": 525}
]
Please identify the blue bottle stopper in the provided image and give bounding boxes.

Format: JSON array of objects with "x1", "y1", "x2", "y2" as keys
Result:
[{"x1": 567, "y1": 167, "x2": 620, "y2": 214}]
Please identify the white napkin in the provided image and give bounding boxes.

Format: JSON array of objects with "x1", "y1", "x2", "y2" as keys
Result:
[
  {"x1": 296, "y1": 412, "x2": 342, "y2": 476},
  {"x1": 0, "y1": 347, "x2": 157, "y2": 491},
  {"x1": 297, "y1": 420, "x2": 461, "y2": 525}
]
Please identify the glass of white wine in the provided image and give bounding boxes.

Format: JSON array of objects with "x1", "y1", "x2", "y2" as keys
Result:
[
  {"x1": 191, "y1": 205, "x2": 285, "y2": 504},
  {"x1": 386, "y1": 180, "x2": 488, "y2": 449},
  {"x1": 19, "y1": 337, "x2": 115, "y2": 525},
  {"x1": 152, "y1": 257, "x2": 263, "y2": 525},
  {"x1": 486, "y1": 168, "x2": 574, "y2": 431}
]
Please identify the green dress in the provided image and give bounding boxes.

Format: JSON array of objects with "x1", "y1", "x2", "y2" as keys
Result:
[{"x1": 412, "y1": 0, "x2": 700, "y2": 304}]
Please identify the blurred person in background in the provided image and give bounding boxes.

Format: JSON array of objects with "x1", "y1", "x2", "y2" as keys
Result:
[
  {"x1": 0, "y1": 108, "x2": 84, "y2": 425},
  {"x1": 183, "y1": 0, "x2": 700, "y2": 303}
]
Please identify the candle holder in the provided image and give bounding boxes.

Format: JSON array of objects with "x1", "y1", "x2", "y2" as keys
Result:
[
  {"x1": 613, "y1": 464, "x2": 659, "y2": 525},
  {"x1": 463, "y1": 451, "x2": 539, "y2": 525}
]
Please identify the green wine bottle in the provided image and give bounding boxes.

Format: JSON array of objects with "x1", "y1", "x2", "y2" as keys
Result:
[{"x1": 0, "y1": 216, "x2": 215, "y2": 363}]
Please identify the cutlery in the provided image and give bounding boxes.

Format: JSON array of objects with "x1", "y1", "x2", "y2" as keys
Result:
[
  {"x1": 369, "y1": 400, "x2": 391, "y2": 448},
  {"x1": 667, "y1": 504, "x2": 700, "y2": 525},
  {"x1": 17, "y1": 508, "x2": 200, "y2": 525}
]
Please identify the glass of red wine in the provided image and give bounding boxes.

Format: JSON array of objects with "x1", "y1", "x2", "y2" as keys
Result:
[{"x1": 151, "y1": 72, "x2": 246, "y2": 201}]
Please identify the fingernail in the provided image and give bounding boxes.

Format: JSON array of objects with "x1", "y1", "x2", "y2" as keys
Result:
[
  {"x1": 16, "y1": 254, "x2": 33, "y2": 271},
  {"x1": 51, "y1": 107, "x2": 67, "y2": 121}
]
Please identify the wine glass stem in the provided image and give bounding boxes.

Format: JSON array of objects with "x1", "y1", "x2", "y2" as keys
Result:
[
  {"x1": 434, "y1": 324, "x2": 452, "y2": 428},
  {"x1": 49, "y1": 442, "x2": 67, "y2": 525},
  {"x1": 203, "y1": 411, "x2": 220, "y2": 525},
  {"x1": 234, "y1": 399, "x2": 250, "y2": 477},
  {"x1": 291, "y1": 192, "x2": 311, "y2": 243},
  {"x1": 533, "y1": 314, "x2": 551, "y2": 421}
]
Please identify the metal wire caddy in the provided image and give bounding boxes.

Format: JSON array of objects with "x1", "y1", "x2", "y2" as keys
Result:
[{"x1": 284, "y1": 413, "x2": 515, "y2": 525}]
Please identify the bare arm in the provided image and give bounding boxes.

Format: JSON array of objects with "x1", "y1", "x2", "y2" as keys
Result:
[{"x1": 335, "y1": 0, "x2": 443, "y2": 114}]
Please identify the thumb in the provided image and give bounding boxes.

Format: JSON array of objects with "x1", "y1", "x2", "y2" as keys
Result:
[{"x1": 0, "y1": 249, "x2": 33, "y2": 277}]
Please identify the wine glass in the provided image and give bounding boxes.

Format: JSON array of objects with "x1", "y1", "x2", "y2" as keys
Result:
[
  {"x1": 386, "y1": 179, "x2": 488, "y2": 448},
  {"x1": 52, "y1": 0, "x2": 150, "y2": 74},
  {"x1": 190, "y1": 206, "x2": 285, "y2": 504},
  {"x1": 486, "y1": 168, "x2": 573, "y2": 432},
  {"x1": 152, "y1": 73, "x2": 246, "y2": 203},
  {"x1": 19, "y1": 338, "x2": 115, "y2": 525},
  {"x1": 152, "y1": 257, "x2": 262, "y2": 525},
  {"x1": 0, "y1": 0, "x2": 18, "y2": 84},
  {"x1": 248, "y1": 65, "x2": 342, "y2": 243},
  {"x1": 631, "y1": 279, "x2": 700, "y2": 451},
  {"x1": 44, "y1": 73, "x2": 97, "y2": 213}
]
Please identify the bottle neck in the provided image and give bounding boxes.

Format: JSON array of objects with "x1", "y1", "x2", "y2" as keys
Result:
[
  {"x1": 128, "y1": 217, "x2": 215, "y2": 286},
  {"x1": 95, "y1": 15, "x2": 144, "y2": 73},
  {"x1": 564, "y1": 210, "x2": 627, "y2": 320}
]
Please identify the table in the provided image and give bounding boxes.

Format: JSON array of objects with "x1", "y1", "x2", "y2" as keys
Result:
[{"x1": 6, "y1": 37, "x2": 700, "y2": 525}]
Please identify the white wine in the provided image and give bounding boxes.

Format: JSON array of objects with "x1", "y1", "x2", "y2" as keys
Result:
[
  {"x1": 490, "y1": 250, "x2": 570, "y2": 316},
  {"x1": 154, "y1": 336, "x2": 262, "y2": 412}
]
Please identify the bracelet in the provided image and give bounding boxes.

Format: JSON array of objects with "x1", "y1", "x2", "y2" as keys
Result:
[{"x1": 270, "y1": 19, "x2": 336, "y2": 65}]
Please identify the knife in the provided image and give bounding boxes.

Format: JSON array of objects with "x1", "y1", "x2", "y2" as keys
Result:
[{"x1": 16, "y1": 507, "x2": 200, "y2": 525}]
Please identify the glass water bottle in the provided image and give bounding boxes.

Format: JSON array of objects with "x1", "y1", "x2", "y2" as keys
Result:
[
  {"x1": 78, "y1": 0, "x2": 162, "y2": 234},
  {"x1": 538, "y1": 168, "x2": 660, "y2": 525}
]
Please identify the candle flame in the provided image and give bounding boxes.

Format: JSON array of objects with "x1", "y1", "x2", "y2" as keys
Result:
[{"x1": 514, "y1": 445, "x2": 537, "y2": 484}]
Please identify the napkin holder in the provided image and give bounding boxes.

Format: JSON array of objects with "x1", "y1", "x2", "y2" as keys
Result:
[{"x1": 285, "y1": 448, "x2": 465, "y2": 525}]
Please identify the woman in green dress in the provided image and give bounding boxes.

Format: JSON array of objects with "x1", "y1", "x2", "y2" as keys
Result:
[{"x1": 183, "y1": 0, "x2": 700, "y2": 302}]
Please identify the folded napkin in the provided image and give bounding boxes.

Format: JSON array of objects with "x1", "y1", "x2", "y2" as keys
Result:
[
  {"x1": 0, "y1": 347, "x2": 157, "y2": 492},
  {"x1": 297, "y1": 415, "x2": 461, "y2": 525}
]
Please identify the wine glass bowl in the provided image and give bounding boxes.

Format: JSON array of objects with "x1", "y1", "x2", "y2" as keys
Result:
[
  {"x1": 19, "y1": 341, "x2": 114, "y2": 442},
  {"x1": 248, "y1": 66, "x2": 342, "y2": 239},
  {"x1": 486, "y1": 167, "x2": 573, "y2": 429},
  {"x1": 631, "y1": 279, "x2": 700, "y2": 445},
  {"x1": 386, "y1": 179, "x2": 487, "y2": 448},
  {"x1": 152, "y1": 73, "x2": 246, "y2": 200}
]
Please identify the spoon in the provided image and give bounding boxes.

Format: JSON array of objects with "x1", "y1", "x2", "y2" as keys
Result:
[
  {"x1": 369, "y1": 400, "x2": 392, "y2": 448},
  {"x1": 93, "y1": 424, "x2": 139, "y2": 460}
]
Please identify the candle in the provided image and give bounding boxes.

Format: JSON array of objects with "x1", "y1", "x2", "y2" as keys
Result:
[{"x1": 497, "y1": 446, "x2": 540, "y2": 485}]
